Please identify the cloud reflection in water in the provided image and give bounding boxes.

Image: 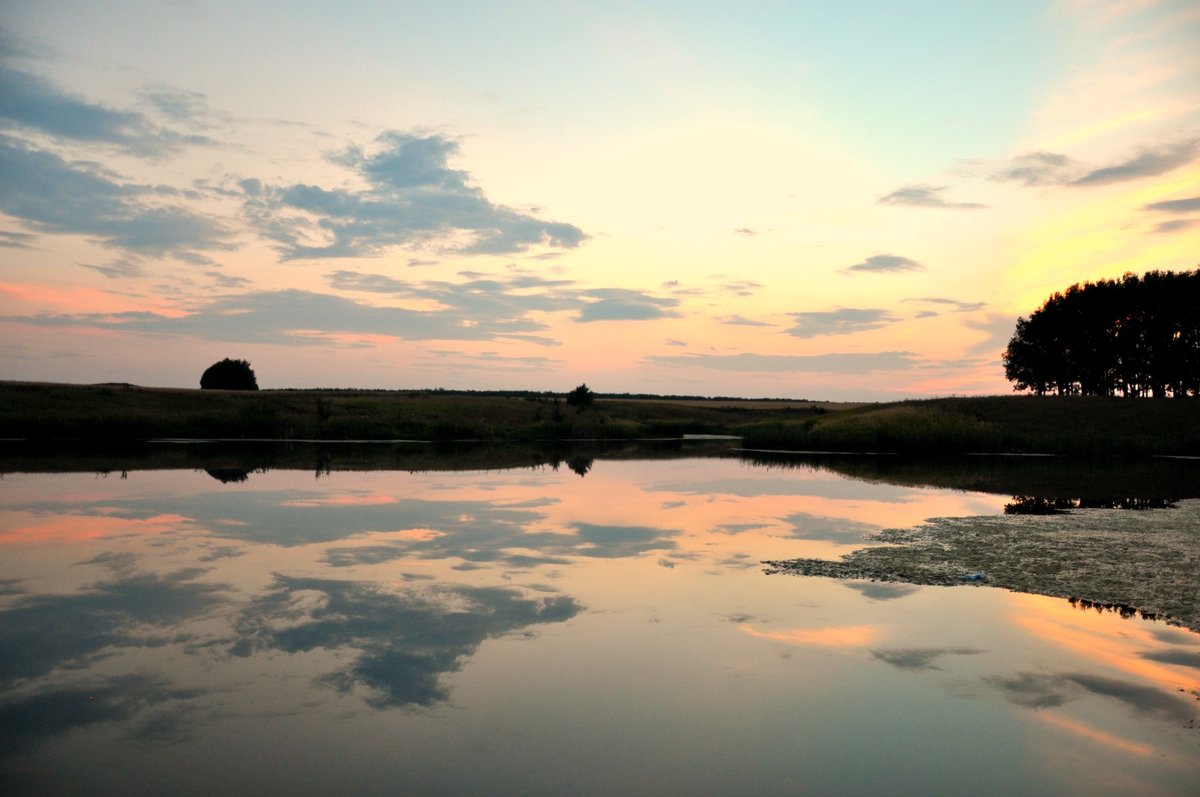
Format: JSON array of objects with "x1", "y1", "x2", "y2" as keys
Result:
[{"x1": 231, "y1": 576, "x2": 582, "y2": 708}]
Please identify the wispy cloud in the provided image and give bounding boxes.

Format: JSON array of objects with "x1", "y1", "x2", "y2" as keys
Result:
[
  {"x1": 0, "y1": 59, "x2": 214, "y2": 157},
  {"x1": 990, "y1": 151, "x2": 1080, "y2": 186},
  {"x1": 1072, "y1": 137, "x2": 1200, "y2": 186},
  {"x1": 327, "y1": 270, "x2": 676, "y2": 326},
  {"x1": 576, "y1": 288, "x2": 679, "y2": 323},
  {"x1": 1150, "y1": 218, "x2": 1198, "y2": 233},
  {"x1": 81, "y1": 259, "x2": 145, "y2": 279},
  {"x1": 717, "y1": 279, "x2": 762, "y2": 296},
  {"x1": 786, "y1": 307, "x2": 898, "y2": 338},
  {"x1": 6, "y1": 268, "x2": 682, "y2": 346},
  {"x1": 2, "y1": 288, "x2": 555, "y2": 346},
  {"x1": 904, "y1": 297, "x2": 987, "y2": 314},
  {"x1": 720, "y1": 314, "x2": 773, "y2": 327},
  {"x1": 993, "y1": 138, "x2": 1200, "y2": 188},
  {"x1": 0, "y1": 229, "x2": 36, "y2": 248},
  {"x1": 1140, "y1": 194, "x2": 1200, "y2": 234},
  {"x1": 878, "y1": 184, "x2": 986, "y2": 210},
  {"x1": 0, "y1": 136, "x2": 234, "y2": 261},
  {"x1": 240, "y1": 131, "x2": 586, "y2": 259},
  {"x1": 646, "y1": 351, "x2": 919, "y2": 373},
  {"x1": 205, "y1": 270, "x2": 251, "y2": 289},
  {"x1": 1142, "y1": 195, "x2": 1200, "y2": 214},
  {"x1": 842, "y1": 254, "x2": 924, "y2": 275}
]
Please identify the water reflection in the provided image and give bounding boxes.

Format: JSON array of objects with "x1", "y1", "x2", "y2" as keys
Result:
[
  {"x1": 0, "y1": 567, "x2": 227, "y2": 684},
  {"x1": 1, "y1": 451, "x2": 1197, "y2": 795},
  {"x1": 1005, "y1": 495, "x2": 1177, "y2": 514},
  {"x1": 231, "y1": 577, "x2": 581, "y2": 708}
]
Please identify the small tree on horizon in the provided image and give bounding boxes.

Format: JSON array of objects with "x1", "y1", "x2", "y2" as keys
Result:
[
  {"x1": 566, "y1": 383, "x2": 595, "y2": 407},
  {"x1": 200, "y1": 358, "x2": 260, "y2": 390}
]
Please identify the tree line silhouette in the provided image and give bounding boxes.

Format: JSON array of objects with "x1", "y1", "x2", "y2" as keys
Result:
[{"x1": 1003, "y1": 268, "x2": 1200, "y2": 397}]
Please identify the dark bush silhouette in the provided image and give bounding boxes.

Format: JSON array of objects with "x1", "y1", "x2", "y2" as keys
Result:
[
  {"x1": 1004, "y1": 269, "x2": 1200, "y2": 397},
  {"x1": 200, "y1": 358, "x2": 259, "y2": 390},
  {"x1": 566, "y1": 383, "x2": 595, "y2": 407}
]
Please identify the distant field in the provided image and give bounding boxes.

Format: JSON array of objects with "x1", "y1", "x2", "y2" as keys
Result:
[
  {"x1": 1, "y1": 381, "x2": 1195, "y2": 455},
  {"x1": 604, "y1": 397, "x2": 867, "y2": 411},
  {"x1": 0, "y1": 381, "x2": 821, "y2": 444}
]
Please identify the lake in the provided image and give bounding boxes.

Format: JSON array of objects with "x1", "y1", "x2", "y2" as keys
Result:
[{"x1": 2, "y1": 443, "x2": 1198, "y2": 795}]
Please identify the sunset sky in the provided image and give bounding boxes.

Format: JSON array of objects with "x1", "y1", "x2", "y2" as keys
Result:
[{"x1": 1, "y1": 1, "x2": 1197, "y2": 399}]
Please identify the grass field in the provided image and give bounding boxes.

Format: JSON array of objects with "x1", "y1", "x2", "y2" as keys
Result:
[{"x1": 1, "y1": 381, "x2": 1196, "y2": 455}]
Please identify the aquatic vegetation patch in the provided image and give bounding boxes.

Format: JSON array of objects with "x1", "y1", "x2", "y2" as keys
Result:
[{"x1": 765, "y1": 499, "x2": 1200, "y2": 632}]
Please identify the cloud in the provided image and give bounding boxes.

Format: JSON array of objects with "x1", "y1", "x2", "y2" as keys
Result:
[
  {"x1": 942, "y1": 312, "x2": 1017, "y2": 359},
  {"x1": 903, "y1": 297, "x2": 987, "y2": 317},
  {"x1": 878, "y1": 184, "x2": 986, "y2": 210},
  {"x1": 733, "y1": 227, "x2": 759, "y2": 236},
  {"x1": 841, "y1": 582, "x2": 922, "y2": 602},
  {"x1": 567, "y1": 522, "x2": 679, "y2": 558},
  {"x1": 0, "y1": 59, "x2": 213, "y2": 157},
  {"x1": 990, "y1": 151, "x2": 1080, "y2": 186},
  {"x1": 0, "y1": 229, "x2": 35, "y2": 248},
  {"x1": 417, "y1": 349, "x2": 563, "y2": 371},
  {"x1": 38, "y1": 488, "x2": 679, "y2": 568},
  {"x1": 1142, "y1": 194, "x2": 1200, "y2": 232},
  {"x1": 138, "y1": 88, "x2": 223, "y2": 131},
  {"x1": 1152, "y1": 218, "x2": 1199, "y2": 233},
  {"x1": 0, "y1": 674, "x2": 205, "y2": 758},
  {"x1": 781, "y1": 512, "x2": 880, "y2": 542},
  {"x1": 721, "y1": 315, "x2": 773, "y2": 327},
  {"x1": 843, "y1": 254, "x2": 924, "y2": 274},
  {"x1": 1139, "y1": 649, "x2": 1200, "y2": 668},
  {"x1": 241, "y1": 130, "x2": 586, "y2": 259},
  {"x1": 785, "y1": 307, "x2": 898, "y2": 337},
  {"x1": 1073, "y1": 138, "x2": 1200, "y2": 186},
  {"x1": 231, "y1": 576, "x2": 581, "y2": 708},
  {"x1": 660, "y1": 277, "x2": 761, "y2": 298},
  {"x1": 646, "y1": 351, "x2": 920, "y2": 374},
  {"x1": 4, "y1": 288, "x2": 560, "y2": 346},
  {"x1": 205, "y1": 270, "x2": 251, "y2": 288},
  {"x1": 717, "y1": 279, "x2": 762, "y2": 296},
  {"x1": 871, "y1": 647, "x2": 983, "y2": 671},
  {"x1": 991, "y1": 139, "x2": 1200, "y2": 188},
  {"x1": 82, "y1": 259, "x2": 145, "y2": 279},
  {"x1": 986, "y1": 671, "x2": 1195, "y2": 722},
  {"x1": 576, "y1": 288, "x2": 679, "y2": 323},
  {"x1": 0, "y1": 136, "x2": 234, "y2": 261},
  {"x1": 0, "y1": 569, "x2": 227, "y2": 685},
  {"x1": 326, "y1": 270, "x2": 676, "y2": 330},
  {"x1": 1142, "y1": 195, "x2": 1200, "y2": 214}
]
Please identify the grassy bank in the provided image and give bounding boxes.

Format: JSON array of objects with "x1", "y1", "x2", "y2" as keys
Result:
[
  {"x1": 739, "y1": 395, "x2": 1200, "y2": 456},
  {"x1": 2, "y1": 382, "x2": 1196, "y2": 455},
  {"x1": 0, "y1": 381, "x2": 815, "y2": 443}
]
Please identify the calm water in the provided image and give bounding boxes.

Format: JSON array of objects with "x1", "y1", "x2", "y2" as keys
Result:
[{"x1": 2, "y1": 451, "x2": 1198, "y2": 795}]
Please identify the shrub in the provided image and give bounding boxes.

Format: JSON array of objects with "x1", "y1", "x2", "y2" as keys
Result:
[
  {"x1": 566, "y1": 383, "x2": 595, "y2": 407},
  {"x1": 200, "y1": 358, "x2": 259, "y2": 390}
]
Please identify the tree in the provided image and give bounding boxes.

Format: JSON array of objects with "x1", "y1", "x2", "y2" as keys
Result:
[
  {"x1": 200, "y1": 358, "x2": 259, "y2": 390},
  {"x1": 566, "y1": 383, "x2": 595, "y2": 407},
  {"x1": 1003, "y1": 269, "x2": 1200, "y2": 397}
]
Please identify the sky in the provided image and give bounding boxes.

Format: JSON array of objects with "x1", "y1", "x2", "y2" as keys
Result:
[{"x1": 0, "y1": 0, "x2": 1197, "y2": 400}]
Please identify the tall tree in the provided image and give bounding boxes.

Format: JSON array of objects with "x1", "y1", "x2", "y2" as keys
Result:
[{"x1": 1004, "y1": 269, "x2": 1200, "y2": 397}]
